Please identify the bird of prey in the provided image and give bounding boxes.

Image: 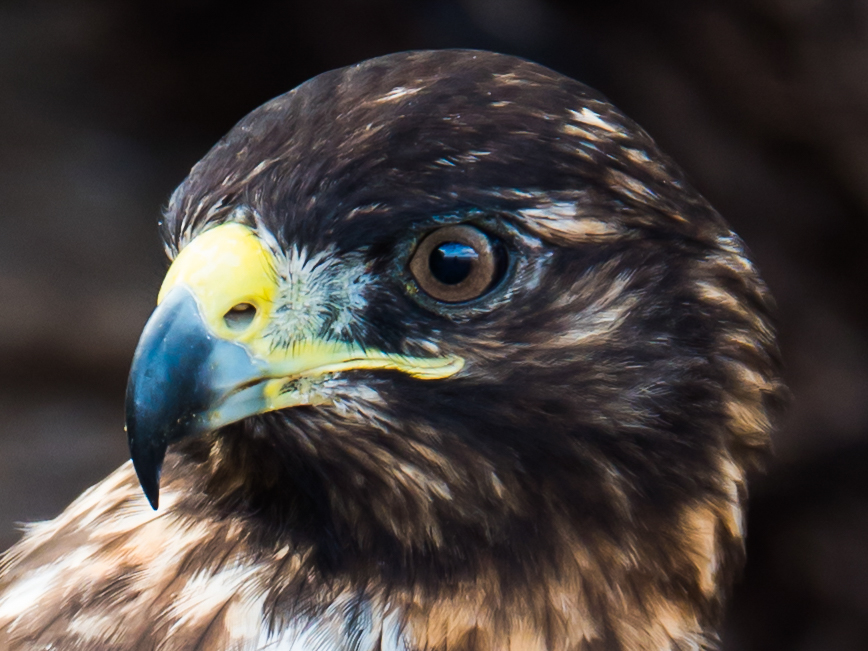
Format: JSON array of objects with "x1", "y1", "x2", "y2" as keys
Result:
[{"x1": 0, "y1": 50, "x2": 784, "y2": 650}]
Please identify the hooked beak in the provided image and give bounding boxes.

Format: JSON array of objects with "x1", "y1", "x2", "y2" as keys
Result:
[
  {"x1": 125, "y1": 284, "x2": 271, "y2": 509},
  {"x1": 125, "y1": 223, "x2": 463, "y2": 509}
]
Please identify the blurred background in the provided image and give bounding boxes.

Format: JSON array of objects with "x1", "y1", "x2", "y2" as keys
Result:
[{"x1": 0, "y1": 0, "x2": 866, "y2": 648}]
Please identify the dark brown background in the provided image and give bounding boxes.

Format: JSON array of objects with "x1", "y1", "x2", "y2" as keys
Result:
[{"x1": 1, "y1": 1, "x2": 866, "y2": 649}]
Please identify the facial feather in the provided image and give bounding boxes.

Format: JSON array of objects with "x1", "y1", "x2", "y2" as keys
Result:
[{"x1": 265, "y1": 246, "x2": 373, "y2": 347}]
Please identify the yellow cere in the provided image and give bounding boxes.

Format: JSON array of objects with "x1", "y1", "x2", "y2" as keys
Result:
[
  {"x1": 158, "y1": 222, "x2": 277, "y2": 345},
  {"x1": 159, "y1": 223, "x2": 465, "y2": 401}
]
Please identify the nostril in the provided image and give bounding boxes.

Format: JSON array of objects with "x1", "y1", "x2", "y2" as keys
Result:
[{"x1": 224, "y1": 303, "x2": 257, "y2": 332}]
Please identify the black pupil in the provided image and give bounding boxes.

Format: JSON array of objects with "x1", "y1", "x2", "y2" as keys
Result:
[{"x1": 429, "y1": 242, "x2": 478, "y2": 285}]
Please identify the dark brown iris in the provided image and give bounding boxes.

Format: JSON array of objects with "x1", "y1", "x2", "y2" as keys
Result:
[{"x1": 409, "y1": 225, "x2": 497, "y2": 302}]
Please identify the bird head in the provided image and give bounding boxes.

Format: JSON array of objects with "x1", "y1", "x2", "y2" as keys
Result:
[{"x1": 126, "y1": 51, "x2": 783, "y2": 607}]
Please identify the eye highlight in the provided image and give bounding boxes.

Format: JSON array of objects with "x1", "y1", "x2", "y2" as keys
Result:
[{"x1": 409, "y1": 225, "x2": 501, "y2": 303}]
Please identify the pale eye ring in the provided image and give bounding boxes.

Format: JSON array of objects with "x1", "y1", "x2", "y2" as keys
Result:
[
  {"x1": 409, "y1": 225, "x2": 498, "y2": 303},
  {"x1": 224, "y1": 303, "x2": 257, "y2": 331}
]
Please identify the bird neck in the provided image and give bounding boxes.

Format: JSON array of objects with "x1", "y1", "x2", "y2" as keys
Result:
[{"x1": 171, "y1": 434, "x2": 735, "y2": 651}]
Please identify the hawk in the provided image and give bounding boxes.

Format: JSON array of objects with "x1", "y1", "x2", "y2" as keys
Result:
[{"x1": 0, "y1": 50, "x2": 784, "y2": 650}]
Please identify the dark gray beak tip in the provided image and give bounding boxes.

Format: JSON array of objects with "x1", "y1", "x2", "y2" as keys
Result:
[
  {"x1": 126, "y1": 405, "x2": 166, "y2": 510},
  {"x1": 133, "y1": 453, "x2": 162, "y2": 511}
]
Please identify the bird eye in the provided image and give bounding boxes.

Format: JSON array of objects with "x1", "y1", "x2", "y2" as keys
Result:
[
  {"x1": 409, "y1": 225, "x2": 502, "y2": 303},
  {"x1": 224, "y1": 303, "x2": 257, "y2": 331}
]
